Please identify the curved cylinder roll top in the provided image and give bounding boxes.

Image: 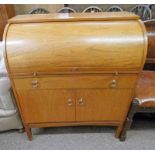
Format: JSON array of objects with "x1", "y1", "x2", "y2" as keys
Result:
[{"x1": 4, "y1": 12, "x2": 147, "y2": 77}]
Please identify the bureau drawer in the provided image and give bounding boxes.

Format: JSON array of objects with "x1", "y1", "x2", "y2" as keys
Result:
[{"x1": 13, "y1": 74, "x2": 138, "y2": 90}]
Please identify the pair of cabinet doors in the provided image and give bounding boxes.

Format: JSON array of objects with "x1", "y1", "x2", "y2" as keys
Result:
[{"x1": 17, "y1": 88, "x2": 132, "y2": 124}]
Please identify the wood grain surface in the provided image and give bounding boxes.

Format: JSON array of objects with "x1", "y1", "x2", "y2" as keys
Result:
[{"x1": 6, "y1": 20, "x2": 144, "y2": 75}]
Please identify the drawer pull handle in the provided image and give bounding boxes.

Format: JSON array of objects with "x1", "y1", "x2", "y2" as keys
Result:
[
  {"x1": 33, "y1": 72, "x2": 37, "y2": 76},
  {"x1": 31, "y1": 80, "x2": 39, "y2": 88},
  {"x1": 110, "y1": 79, "x2": 117, "y2": 88},
  {"x1": 67, "y1": 98, "x2": 73, "y2": 106},
  {"x1": 78, "y1": 98, "x2": 84, "y2": 106}
]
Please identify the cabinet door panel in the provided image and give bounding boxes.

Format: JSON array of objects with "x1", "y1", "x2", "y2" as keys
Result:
[
  {"x1": 76, "y1": 89, "x2": 132, "y2": 122},
  {"x1": 17, "y1": 89, "x2": 75, "y2": 123}
]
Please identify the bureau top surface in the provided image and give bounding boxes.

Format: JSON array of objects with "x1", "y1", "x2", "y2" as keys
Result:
[{"x1": 8, "y1": 12, "x2": 139, "y2": 24}]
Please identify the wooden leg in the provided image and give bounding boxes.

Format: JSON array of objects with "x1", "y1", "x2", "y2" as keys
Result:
[
  {"x1": 119, "y1": 100, "x2": 139, "y2": 141},
  {"x1": 115, "y1": 124, "x2": 123, "y2": 138},
  {"x1": 119, "y1": 118, "x2": 133, "y2": 141},
  {"x1": 25, "y1": 124, "x2": 33, "y2": 141}
]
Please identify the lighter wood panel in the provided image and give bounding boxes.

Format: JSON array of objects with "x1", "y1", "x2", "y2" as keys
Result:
[
  {"x1": 76, "y1": 89, "x2": 132, "y2": 122},
  {"x1": 8, "y1": 12, "x2": 139, "y2": 23}
]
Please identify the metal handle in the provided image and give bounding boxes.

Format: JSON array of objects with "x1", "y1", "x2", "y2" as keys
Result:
[
  {"x1": 31, "y1": 80, "x2": 39, "y2": 88},
  {"x1": 110, "y1": 79, "x2": 117, "y2": 88},
  {"x1": 67, "y1": 98, "x2": 73, "y2": 106},
  {"x1": 78, "y1": 98, "x2": 84, "y2": 105}
]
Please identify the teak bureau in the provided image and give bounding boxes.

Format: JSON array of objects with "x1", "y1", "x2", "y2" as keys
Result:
[{"x1": 3, "y1": 12, "x2": 147, "y2": 140}]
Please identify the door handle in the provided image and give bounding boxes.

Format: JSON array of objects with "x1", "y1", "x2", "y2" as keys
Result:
[
  {"x1": 67, "y1": 98, "x2": 73, "y2": 106},
  {"x1": 78, "y1": 98, "x2": 84, "y2": 106},
  {"x1": 31, "y1": 80, "x2": 39, "y2": 88},
  {"x1": 110, "y1": 79, "x2": 117, "y2": 88}
]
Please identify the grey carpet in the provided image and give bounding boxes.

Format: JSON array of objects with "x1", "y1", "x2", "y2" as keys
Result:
[{"x1": 0, "y1": 117, "x2": 155, "y2": 150}]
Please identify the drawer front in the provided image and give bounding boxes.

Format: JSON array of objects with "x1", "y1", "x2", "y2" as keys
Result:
[{"x1": 13, "y1": 74, "x2": 138, "y2": 90}]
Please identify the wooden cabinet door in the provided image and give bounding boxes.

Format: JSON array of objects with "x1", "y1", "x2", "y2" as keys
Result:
[
  {"x1": 76, "y1": 89, "x2": 132, "y2": 122},
  {"x1": 17, "y1": 89, "x2": 76, "y2": 123}
]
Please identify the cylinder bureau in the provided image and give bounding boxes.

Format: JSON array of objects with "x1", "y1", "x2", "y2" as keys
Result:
[{"x1": 3, "y1": 12, "x2": 147, "y2": 140}]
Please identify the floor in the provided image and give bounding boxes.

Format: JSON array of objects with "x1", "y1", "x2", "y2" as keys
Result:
[{"x1": 0, "y1": 116, "x2": 155, "y2": 150}]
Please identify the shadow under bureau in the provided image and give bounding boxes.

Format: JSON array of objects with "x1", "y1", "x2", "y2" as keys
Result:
[{"x1": 3, "y1": 12, "x2": 147, "y2": 140}]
